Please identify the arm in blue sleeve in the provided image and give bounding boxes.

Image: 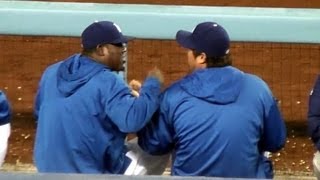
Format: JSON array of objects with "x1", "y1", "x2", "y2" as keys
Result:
[
  {"x1": 260, "y1": 100, "x2": 286, "y2": 152},
  {"x1": 104, "y1": 77, "x2": 161, "y2": 133},
  {"x1": 308, "y1": 75, "x2": 320, "y2": 149},
  {"x1": 259, "y1": 84, "x2": 286, "y2": 153},
  {"x1": 0, "y1": 91, "x2": 11, "y2": 126},
  {"x1": 137, "y1": 93, "x2": 174, "y2": 155}
]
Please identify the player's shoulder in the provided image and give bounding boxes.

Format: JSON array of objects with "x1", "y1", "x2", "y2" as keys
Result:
[
  {"x1": 159, "y1": 78, "x2": 187, "y2": 107},
  {"x1": 95, "y1": 69, "x2": 119, "y2": 82},
  {"x1": 242, "y1": 73, "x2": 273, "y2": 99},
  {"x1": 244, "y1": 73, "x2": 269, "y2": 88},
  {"x1": 163, "y1": 79, "x2": 184, "y2": 95},
  {"x1": 43, "y1": 61, "x2": 63, "y2": 75}
]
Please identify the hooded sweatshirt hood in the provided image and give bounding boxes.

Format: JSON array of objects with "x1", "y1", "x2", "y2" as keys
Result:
[
  {"x1": 180, "y1": 66, "x2": 244, "y2": 104},
  {"x1": 57, "y1": 54, "x2": 106, "y2": 97}
]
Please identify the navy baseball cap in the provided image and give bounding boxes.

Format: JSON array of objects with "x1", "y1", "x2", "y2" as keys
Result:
[
  {"x1": 81, "y1": 21, "x2": 132, "y2": 49},
  {"x1": 176, "y1": 22, "x2": 230, "y2": 58}
]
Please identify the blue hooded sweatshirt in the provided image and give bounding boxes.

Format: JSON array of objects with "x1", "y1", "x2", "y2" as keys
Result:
[
  {"x1": 0, "y1": 91, "x2": 11, "y2": 126},
  {"x1": 34, "y1": 54, "x2": 161, "y2": 173},
  {"x1": 138, "y1": 66, "x2": 286, "y2": 178}
]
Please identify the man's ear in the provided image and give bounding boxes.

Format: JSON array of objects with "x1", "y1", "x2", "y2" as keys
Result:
[
  {"x1": 196, "y1": 52, "x2": 207, "y2": 65},
  {"x1": 96, "y1": 44, "x2": 107, "y2": 56}
]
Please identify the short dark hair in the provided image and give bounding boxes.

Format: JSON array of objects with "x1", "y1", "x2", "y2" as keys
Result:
[
  {"x1": 81, "y1": 47, "x2": 96, "y2": 56},
  {"x1": 192, "y1": 50, "x2": 232, "y2": 68}
]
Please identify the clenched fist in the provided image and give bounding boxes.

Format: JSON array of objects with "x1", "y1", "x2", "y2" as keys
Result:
[{"x1": 148, "y1": 67, "x2": 164, "y2": 85}]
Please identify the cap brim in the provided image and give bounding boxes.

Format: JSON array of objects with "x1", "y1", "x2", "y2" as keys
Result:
[
  {"x1": 111, "y1": 35, "x2": 135, "y2": 44},
  {"x1": 176, "y1": 30, "x2": 196, "y2": 49}
]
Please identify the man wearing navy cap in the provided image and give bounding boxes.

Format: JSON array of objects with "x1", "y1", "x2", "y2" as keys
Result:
[
  {"x1": 0, "y1": 91, "x2": 11, "y2": 167},
  {"x1": 34, "y1": 21, "x2": 164, "y2": 174},
  {"x1": 137, "y1": 22, "x2": 286, "y2": 178}
]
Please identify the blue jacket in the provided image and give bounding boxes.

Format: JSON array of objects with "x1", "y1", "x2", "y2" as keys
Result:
[
  {"x1": 34, "y1": 54, "x2": 161, "y2": 173},
  {"x1": 308, "y1": 75, "x2": 320, "y2": 150},
  {"x1": 138, "y1": 66, "x2": 286, "y2": 178},
  {"x1": 0, "y1": 91, "x2": 11, "y2": 126}
]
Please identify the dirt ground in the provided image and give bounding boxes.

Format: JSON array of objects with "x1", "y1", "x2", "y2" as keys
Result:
[{"x1": 1, "y1": 0, "x2": 320, "y2": 176}]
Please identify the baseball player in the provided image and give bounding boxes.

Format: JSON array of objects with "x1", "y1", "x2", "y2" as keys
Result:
[
  {"x1": 34, "y1": 20, "x2": 165, "y2": 174},
  {"x1": 137, "y1": 22, "x2": 286, "y2": 178}
]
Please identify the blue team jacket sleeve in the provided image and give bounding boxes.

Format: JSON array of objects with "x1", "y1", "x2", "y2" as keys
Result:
[
  {"x1": 308, "y1": 75, "x2": 320, "y2": 149},
  {"x1": 0, "y1": 91, "x2": 11, "y2": 126},
  {"x1": 103, "y1": 76, "x2": 161, "y2": 133},
  {"x1": 137, "y1": 93, "x2": 174, "y2": 155},
  {"x1": 259, "y1": 86, "x2": 286, "y2": 153}
]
